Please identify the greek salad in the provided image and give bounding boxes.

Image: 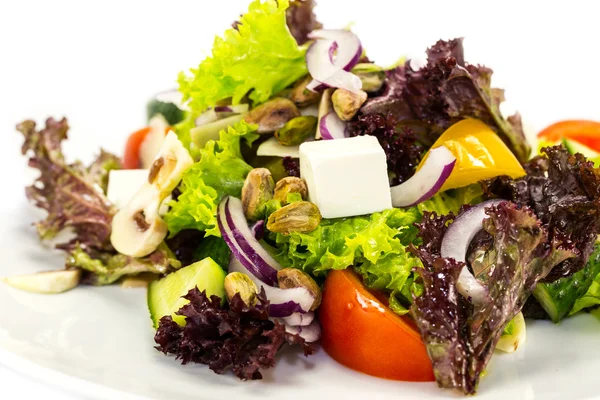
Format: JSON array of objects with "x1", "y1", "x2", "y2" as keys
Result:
[{"x1": 9, "y1": 0, "x2": 600, "y2": 395}]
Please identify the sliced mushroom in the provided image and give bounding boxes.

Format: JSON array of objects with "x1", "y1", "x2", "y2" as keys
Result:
[
  {"x1": 148, "y1": 131, "x2": 194, "y2": 197},
  {"x1": 111, "y1": 183, "x2": 168, "y2": 257},
  {"x1": 2, "y1": 269, "x2": 81, "y2": 294},
  {"x1": 139, "y1": 115, "x2": 169, "y2": 169}
]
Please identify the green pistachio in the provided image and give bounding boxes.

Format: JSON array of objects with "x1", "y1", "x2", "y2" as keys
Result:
[
  {"x1": 275, "y1": 116, "x2": 318, "y2": 146},
  {"x1": 289, "y1": 75, "x2": 322, "y2": 107},
  {"x1": 351, "y1": 63, "x2": 386, "y2": 93},
  {"x1": 244, "y1": 98, "x2": 300, "y2": 133},
  {"x1": 273, "y1": 177, "x2": 308, "y2": 203},
  {"x1": 224, "y1": 272, "x2": 258, "y2": 306},
  {"x1": 277, "y1": 268, "x2": 322, "y2": 311},
  {"x1": 266, "y1": 201, "x2": 321, "y2": 234},
  {"x1": 332, "y1": 88, "x2": 368, "y2": 121},
  {"x1": 241, "y1": 168, "x2": 275, "y2": 221}
]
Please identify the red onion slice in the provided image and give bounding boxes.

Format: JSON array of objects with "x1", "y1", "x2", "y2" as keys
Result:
[
  {"x1": 306, "y1": 29, "x2": 363, "y2": 92},
  {"x1": 319, "y1": 112, "x2": 347, "y2": 140},
  {"x1": 390, "y1": 146, "x2": 456, "y2": 207},
  {"x1": 250, "y1": 220, "x2": 265, "y2": 240},
  {"x1": 308, "y1": 29, "x2": 362, "y2": 72},
  {"x1": 218, "y1": 197, "x2": 280, "y2": 286},
  {"x1": 282, "y1": 311, "x2": 315, "y2": 327},
  {"x1": 306, "y1": 39, "x2": 362, "y2": 94},
  {"x1": 228, "y1": 255, "x2": 314, "y2": 317},
  {"x1": 285, "y1": 319, "x2": 321, "y2": 343},
  {"x1": 440, "y1": 199, "x2": 506, "y2": 304},
  {"x1": 195, "y1": 109, "x2": 219, "y2": 126}
]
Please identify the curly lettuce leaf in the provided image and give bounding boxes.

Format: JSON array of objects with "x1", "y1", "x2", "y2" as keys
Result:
[
  {"x1": 68, "y1": 244, "x2": 181, "y2": 286},
  {"x1": 17, "y1": 118, "x2": 117, "y2": 252},
  {"x1": 285, "y1": 0, "x2": 322, "y2": 45},
  {"x1": 179, "y1": 0, "x2": 308, "y2": 115},
  {"x1": 411, "y1": 203, "x2": 574, "y2": 394},
  {"x1": 359, "y1": 38, "x2": 530, "y2": 162},
  {"x1": 272, "y1": 207, "x2": 423, "y2": 313},
  {"x1": 165, "y1": 121, "x2": 258, "y2": 237},
  {"x1": 483, "y1": 145, "x2": 600, "y2": 283}
]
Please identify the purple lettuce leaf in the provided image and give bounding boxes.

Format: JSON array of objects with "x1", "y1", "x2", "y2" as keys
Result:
[
  {"x1": 411, "y1": 202, "x2": 574, "y2": 394},
  {"x1": 154, "y1": 287, "x2": 314, "y2": 380},
  {"x1": 358, "y1": 38, "x2": 530, "y2": 162},
  {"x1": 18, "y1": 118, "x2": 116, "y2": 252},
  {"x1": 348, "y1": 113, "x2": 424, "y2": 185},
  {"x1": 285, "y1": 0, "x2": 322, "y2": 45},
  {"x1": 482, "y1": 145, "x2": 600, "y2": 282}
]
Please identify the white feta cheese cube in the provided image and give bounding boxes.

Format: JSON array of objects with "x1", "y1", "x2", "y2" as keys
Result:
[
  {"x1": 299, "y1": 136, "x2": 392, "y2": 218},
  {"x1": 107, "y1": 169, "x2": 149, "y2": 209}
]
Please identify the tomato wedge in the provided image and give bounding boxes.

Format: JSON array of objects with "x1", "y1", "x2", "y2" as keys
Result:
[
  {"x1": 319, "y1": 269, "x2": 434, "y2": 382},
  {"x1": 537, "y1": 120, "x2": 600, "y2": 152},
  {"x1": 123, "y1": 127, "x2": 151, "y2": 169}
]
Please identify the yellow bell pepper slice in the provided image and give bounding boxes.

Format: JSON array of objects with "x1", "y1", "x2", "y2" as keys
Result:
[{"x1": 419, "y1": 119, "x2": 526, "y2": 191}]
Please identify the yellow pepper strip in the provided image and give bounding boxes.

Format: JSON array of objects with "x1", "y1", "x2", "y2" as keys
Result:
[{"x1": 419, "y1": 119, "x2": 526, "y2": 191}]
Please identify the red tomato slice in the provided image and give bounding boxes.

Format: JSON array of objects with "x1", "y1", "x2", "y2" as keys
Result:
[
  {"x1": 319, "y1": 269, "x2": 434, "y2": 382},
  {"x1": 537, "y1": 120, "x2": 600, "y2": 152}
]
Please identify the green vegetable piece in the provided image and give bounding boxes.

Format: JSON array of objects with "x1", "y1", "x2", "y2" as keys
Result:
[
  {"x1": 533, "y1": 245, "x2": 600, "y2": 322},
  {"x1": 275, "y1": 116, "x2": 317, "y2": 146},
  {"x1": 351, "y1": 63, "x2": 386, "y2": 93},
  {"x1": 147, "y1": 99, "x2": 185, "y2": 126},
  {"x1": 496, "y1": 312, "x2": 526, "y2": 353},
  {"x1": 178, "y1": 0, "x2": 307, "y2": 115},
  {"x1": 2, "y1": 270, "x2": 81, "y2": 294},
  {"x1": 147, "y1": 257, "x2": 226, "y2": 329},
  {"x1": 191, "y1": 113, "x2": 246, "y2": 150},
  {"x1": 192, "y1": 236, "x2": 231, "y2": 269},
  {"x1": 562, "y1": 138, "x2": 600, "y2": 167}
]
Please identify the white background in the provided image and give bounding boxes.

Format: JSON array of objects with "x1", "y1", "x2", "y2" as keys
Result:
[{"x1": 2, "y1": 0, "x2": 600, "y2": 398}]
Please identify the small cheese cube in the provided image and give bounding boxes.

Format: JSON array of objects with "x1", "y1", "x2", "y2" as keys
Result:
[
  {"x1": 299, "y1": 136, "x2": 392, "y2": 218},
  {"x1": 107, "y1": 169, "x2": 149, "y2": 209}
]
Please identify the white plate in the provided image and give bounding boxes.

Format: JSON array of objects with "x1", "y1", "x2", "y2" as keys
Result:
[{"x1": 2, "y1": 0, "x2": 600, "y2": 399}]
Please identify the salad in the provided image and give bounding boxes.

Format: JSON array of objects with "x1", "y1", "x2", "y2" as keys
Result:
[{"x1": 8, "y1": 0, "x2": 600, "y2": 395}]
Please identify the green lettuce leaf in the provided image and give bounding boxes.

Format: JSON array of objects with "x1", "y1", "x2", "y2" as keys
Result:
[
  {"x1": 164, "y1": 121, "x2": 259, "y2": 237},
  {"x1": 418, "y1": 184, "x2": 483, "y2": 216},
  {"x1": 179, "y1": 0, "x2": 308, "y2": 115},
  {"x1": 272, "y1": 207, "x2": 423, "y2": 314},
  {"x1": 68, "y1": 244, "x2": 181, "y2": 286}
]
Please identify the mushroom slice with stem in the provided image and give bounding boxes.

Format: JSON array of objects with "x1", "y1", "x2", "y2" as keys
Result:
[{"x1": 111, "y1": 132, "x2": 193, "y2": 257}]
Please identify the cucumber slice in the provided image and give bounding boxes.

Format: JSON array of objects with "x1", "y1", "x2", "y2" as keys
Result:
[
  {"x1": 190, "y1": 113, "x2": 247, "y2": 150},
  {"x1": 2, "y1": 270, "x2": 81, "y2": 294},
  {"x1": 147, "y1": 257, "x2": 226, "y2": 328},
  {"x1": 496, "y1": 312, "x2": 526, "y2": 353},
  {"x1": 147, "y1": 90, "x2": 186, "y2": 126},
  {"x1": 533, "y1": 245, "x2": 600, "y2": 322},
  {"x1": 562, "y1": 138, "x2": 600, "y2": 166}
]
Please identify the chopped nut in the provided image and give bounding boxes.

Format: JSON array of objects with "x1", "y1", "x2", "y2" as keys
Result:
[
  {"x1": 224, "y1": 272, "x2": 259, "y2": 306},
  {"x1": 332, "y1": 89, "x2": 368, "y2": 121},
  {"x1": 267, "y1": 201, "x2": 321, "y2": 234},
  {"x1": 242, "y1": 168, "x2": 275, "y2": 221},
  {"x1": 274, "y1": 177, "x2": 308, "y2": 203},
  {"x1": 289, "y1": 75, "x2": 322, "y2": 107},
  {"x1": 351, "y1": 63, "x2": 386, "y2": 93},
  {"x1": 277, "y1": 268, "x2": 322, "y2": 311},
  {"x1": 244, "y1": 98, "x2": 301, "y2": 134},
  {"x1": 275, "y1": 116, "x2": 317, "y2": 146}
]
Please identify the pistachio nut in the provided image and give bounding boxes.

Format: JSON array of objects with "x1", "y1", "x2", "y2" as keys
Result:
[
  {"x1": 242, "y1": 168, "x2": 275, "y2": 221},
  {"x1": 244, "y1": 98, "x2": 301, "y2": 134},
  {"x1": 273, "y1": 177, "x2": 308, "y2": 203},
  {"x1": 351, "y1": 63, "x2": 386, "y2": 93},
  {"x1": 224, "y1": 272, "x2": 259, "y2": 306},
  {"x1": 274, "y1": 116, "x2": 317, "y2": 146},
  {"x1": 332, "y1": 88, "x2": 368, "y2": 121},
  {"x1": 266, "y1": 201, "x2": 321, "y2": 234},
  {"x1": 277, "y1": 268, "x2": 322, "y2": 311},
  {"x1": 289, "y1": 75, "x2": 322, "y2": 107}
]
